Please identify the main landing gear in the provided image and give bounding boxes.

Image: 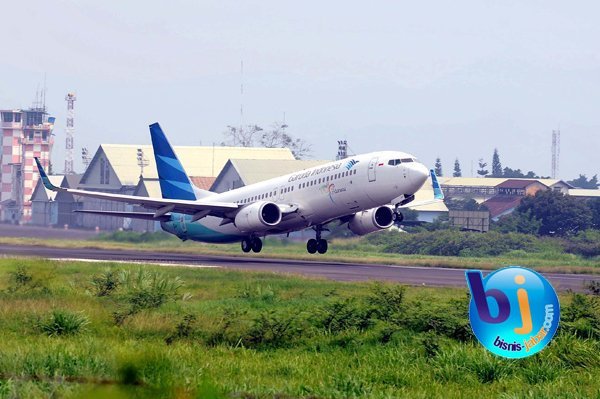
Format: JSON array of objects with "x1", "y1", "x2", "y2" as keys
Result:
[
  {"x1": 241, "y1": 237, "x2": 263, "y2": 253},
  {"x1": 393, "y1": 204, "x2": 404, "y2": 223},
  {"x1": 306, "y1": 225, "x2": 328, "y2": 254}
]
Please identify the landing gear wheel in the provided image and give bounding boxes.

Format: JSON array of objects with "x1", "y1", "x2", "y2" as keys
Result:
[
  {"x1": 241, "y1": 239, "x2": 252, "y2": 253},
  {"x1": 251, "y1": 237, "x2": 263, "y2": 253},
  {"x1": 307, "y1": 238, "x2": 318, "y2": 254},
  {"x1": 317, "y1": 239, "x2": 328, "y2": 254},
  {"x1": 394, "y1": 211, "x2": 404, "y2": 223}
]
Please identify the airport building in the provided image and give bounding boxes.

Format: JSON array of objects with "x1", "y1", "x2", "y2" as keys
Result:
[
  {"x1": 74, "y1": 144, "x2": 296, "y2": 231},
  {"x1": 439, "y1": 176, "x2": 573, "y2": 223},
  {"x1": 210, "y1": 159, "x2": 329, "y2": 193},
  {"x1": 0, "y1": 107, "x2": 55, "y2": 224}
]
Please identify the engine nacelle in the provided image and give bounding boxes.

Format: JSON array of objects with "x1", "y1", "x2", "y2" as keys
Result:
[
  {"x1": 348, "y1": 206, "x2": 395, "y2": 236},
  {"x1": 234, "y1": 201, "x2": 282, "y2": 232}
]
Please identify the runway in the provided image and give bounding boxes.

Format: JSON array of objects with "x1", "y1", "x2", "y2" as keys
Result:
[{"x1": 0, "y1": 243, "x2": 597, "y2": 292}]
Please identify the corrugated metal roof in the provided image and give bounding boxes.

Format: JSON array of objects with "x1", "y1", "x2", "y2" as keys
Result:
[
  {"x1": 94, "y1": 144, "x2": 295, "y2": 186},
  {"x1": 228, "y1": 159, "x2": 329, "y2": 185},
  {"x1": 440, "y1": 177, "x2": 572, "y2": 189},
  {"x1": 440, "y1": 177, "x2": 507, "y2": 187},
  {"x1": 482, "y1": 196, "x2": 523, "y2": 218},
  {"x1": 62, "y1": 174, "x2": 82, "y2": 189},
  {"x1": 569, "y1": 189, "x2": 600, "y2": 197},
  {"x1": 497, "y1": 179, "x2": 540, "y2": 189}
]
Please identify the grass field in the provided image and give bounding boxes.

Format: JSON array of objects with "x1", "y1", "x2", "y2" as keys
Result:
[
  {"x1": 1, "y1": 234, "x2": 599, "y2": 274},
  {"x1": 0, "y1": 258, "x2": 599, "y2": 398}
]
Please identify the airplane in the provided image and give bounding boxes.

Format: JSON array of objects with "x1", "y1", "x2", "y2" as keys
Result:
[{"x1": 35, "y1": 123, "x2": 443, "y2": 254}]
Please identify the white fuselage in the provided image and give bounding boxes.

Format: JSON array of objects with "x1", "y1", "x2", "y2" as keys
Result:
[{"x1": 161, "y1": 151, "x2": 429, "y2": 242}]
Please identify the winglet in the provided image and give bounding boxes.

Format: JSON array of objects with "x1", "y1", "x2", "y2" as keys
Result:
[
  {"x1": 430, "y1": 169, "x2": 444, "y2": 200},
  {"x1": 34, "y1": 157, "x2": 60, "y2": 191}
]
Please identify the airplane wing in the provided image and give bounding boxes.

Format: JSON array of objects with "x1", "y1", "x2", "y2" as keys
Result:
[
  {"x1": 35, "y1": 158, "x2": 239, "y2": 218},
  {"x1": 73, "y1": 210, "x2": 172, "y2": 221},
  {"x1": 397, "y1": 169, "x2": 444, "y2": 209}
]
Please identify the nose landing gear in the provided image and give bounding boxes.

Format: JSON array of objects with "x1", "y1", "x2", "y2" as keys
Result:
[
  {"x1": 241, "y1": 237, "x2": 263, "y2": 253},
  {"x1": 306, "y1": 225, "x2": 328, "y2": 254}
]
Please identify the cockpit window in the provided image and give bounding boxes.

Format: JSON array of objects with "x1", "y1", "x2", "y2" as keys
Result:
[
  {"x1": 388, "y1": 159, "x2": 401, "y2": 166},
  {"x1": 400, "y1": 158, "x2": 414, "y2": 163}
]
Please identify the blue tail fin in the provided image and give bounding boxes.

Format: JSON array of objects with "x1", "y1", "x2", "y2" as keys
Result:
[
  {"x1": 430, "y1": 169, "x2": 444, "y2": 200},
  {"x1": 149, "y1": 123, "x2": 198, "y2": 201}
]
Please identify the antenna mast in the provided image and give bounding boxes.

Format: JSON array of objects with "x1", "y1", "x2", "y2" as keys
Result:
[
  {"x1": 64, "y1": 93, "x2": 76, "y2": 174},
  {"x1": 551, "y1": 129, "x2": 560, "y2": 179},
  {"x1": 240, "y1": 59, "x2": 244, "y2": 132}
]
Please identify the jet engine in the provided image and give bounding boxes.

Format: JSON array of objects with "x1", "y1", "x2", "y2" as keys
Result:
[
  {"x1": 348, "y1": 206, "x2": 395, "y2": 235},
  {"x1": 235, "y1": 201, "x2": 282, "y2": 232}
]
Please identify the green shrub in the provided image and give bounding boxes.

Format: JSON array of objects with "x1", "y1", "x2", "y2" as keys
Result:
[
  {"x1": 90, "y1": 269, "x2": 120, "y2": 297},
  {"x1": 165, "y1": 314, "x2": 197, "y2": 345},
  {"x1": 586, "y1": 280, "x2": 600, "y2": 296},
  {"x1": 563, "y1": 230, "x2": 600, "y2": 258},
  {"x1": 11, "y1": 266, "x2": 33, "y2": 287},
  {"x1": 6, "y1": 266, "x2": 50, "y2": 294},
  {"x1": 370, "y1": 230, "x2": 544, "y2": 257},
  {"x1": 367, "y1": 283, "x2": 405, "y2": 321},
  {"x1": 95, "y1": 231, "x2": 175, "y2": 243},
  {"x1": 315, "y1": 298, "x2": 373, "y2": 334},
  {"x1": 237, "y1": 283, "x2": 277, "y2": 302},
  {"x1": 113, "y1": 269, "x2": 186, "y2": 325},
  {"x1": 120, "y1": 269, "x2": 184, "y2": 311},
  {"x1": 205, "y1": 307, "x2": 248, "y2": 347},
  {"x1": 39, "y1": 310, "x2": 89, "y2": 337},
  {"x1": 401, "y1": 297, "x2": 472, "y2": 341},
  {"x1": 561, "y1": 293, "x2": 600, "y2": 339},
  {"x1": 243, "y1": 310, "x2": 303, "y2": 349},
  {"x1": 422, "y1": 331, "x2": 441, "y2": 359}
]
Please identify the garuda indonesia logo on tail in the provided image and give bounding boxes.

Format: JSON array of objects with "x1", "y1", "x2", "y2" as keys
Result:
[{"x1": 345, "y1": 159, "x2": 359, "y2": 170}]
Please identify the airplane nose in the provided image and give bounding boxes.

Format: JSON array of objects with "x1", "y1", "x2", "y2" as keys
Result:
[{"x1": 413, "y1": 163, "x2": 429, "y2": 186}]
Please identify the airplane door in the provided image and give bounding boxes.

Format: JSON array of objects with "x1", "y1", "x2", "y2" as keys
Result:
[{"x1": 368, "y1": 157, "x2": 378, "y2": 182}]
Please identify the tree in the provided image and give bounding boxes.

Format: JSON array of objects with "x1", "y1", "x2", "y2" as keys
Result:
[
  {"x1": 568, "y1": 174, "x2": 599, "y2": 189},
  {"x1": 259, "y1": 123, "x2": 312, "y2": 159},
  {"x1": 444, "y1": 198, "x2": 487, "y2": 211},
  {"x1": 516, "y1": 190, "x2": 593, "y2": 236},
  {"x1": 502, "y1": 167, "x2": 525, "y2": 178},
  {"x1": 524, "y1": 171, "x2": 539, "y2": 178},
  {"x1": 491, "y1": 148, "x2": 503, "y2": 177},
  {"x1": 222, "y1": 124, "x2": 263, "y2": 147},
  {"x1": 434, "y1": 157, "x2": 443, "y2": 177},
  {"x1": 493, "y1": 211, "x2": 542, "y2": 235},
  {"x1": 453, "y1": 159, "x2": 462, "y2": 177},
  {"x1": 589, "y1": 198, "x2": 600, "y2": 229},
  {"x1": 477, "y1": 159, "x2": 488, "y2": 177},
  {"x1": 222, "y1": 122, "x2": 312, "y2": 159}
]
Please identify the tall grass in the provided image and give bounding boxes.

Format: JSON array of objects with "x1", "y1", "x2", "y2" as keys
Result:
[{"x1": 0, "y1": 258, "x2": 598, "y2": 398}]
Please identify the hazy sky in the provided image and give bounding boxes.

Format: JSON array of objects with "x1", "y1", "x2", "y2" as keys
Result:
[{"x1": 1, "y1": 1, "x2": 598, "y2": 179}]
